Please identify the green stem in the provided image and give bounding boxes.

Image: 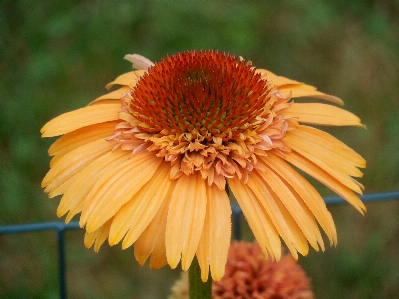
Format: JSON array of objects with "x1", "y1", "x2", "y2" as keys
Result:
[{"x1": 189, "y1": 257, "x2": 212, "y2": 299}]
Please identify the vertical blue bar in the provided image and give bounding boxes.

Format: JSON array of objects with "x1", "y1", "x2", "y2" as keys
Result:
[
  {"x1": 231, "y1": 204, "x2": 242, "y2": 241},
  {"x1": 57, "y1": 228, "x2": 67, "y2": 299}
]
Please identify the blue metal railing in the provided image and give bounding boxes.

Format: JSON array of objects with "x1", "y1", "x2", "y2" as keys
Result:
[{"x1": 1, "y1": 191, "x2": 399, "y2": 299}]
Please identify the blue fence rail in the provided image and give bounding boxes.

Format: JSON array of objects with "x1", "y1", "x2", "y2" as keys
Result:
[{"x1": 1, "y1": 191, "x2": 399, "y2": 299}]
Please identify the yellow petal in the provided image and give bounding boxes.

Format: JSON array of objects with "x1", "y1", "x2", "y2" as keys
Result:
[
  {"x1": 107, "y1": 162, "x2": 171, "y2": 247},
  {"x1": 84, "y1": 218, "x2": 113, "y2": 252},
  {"x1": 57, "y1": 149, "x2": 130, "y2": 221},
  {"x1": 282, "y1": 151, "x2": 366, "y2": 214},
  {"x1": 284, "y1": 127, "x2": 364, "y2": 194},
  {"x1": 258, "y1": 69, "x2": 303, "y2": 86},
  {"x1": 283, "y1": 103, "x2": 365, "y2": 128},
  {"x1": 41, "y1": 103, "x2": 120, "y2": 137},
  {"x1": 42, "y1": 139, "x2": 113, "y2": 193},
  {"x1": 134, "y1": 180, "x2": 177, "y2": 268},
  {"x1": 80, "y1": 152, "x2": 162, "y2": 232},
  {"x1": 48, "y1": 121, "x2": 118, "y2": 157},
  {"x1": 105, "y1": 71, "x2": 144, "y2": 89},
  {"x1": 89, "y1": 86, "x2": 131, "y2": 105},
  {"x1": 263, "y1": 154, "x2": 337, "y2": 245},
  {"x1": 196, "y1": 184, "x2": 231, "y2": 282},
  {"x1": 256, "y1": 165, "x2": 324, "y2": 252},
  {"x1": 228, "y1": 177, "x2": 283, "y2": 260},
  {"x1": 279, "y1": 86, "x2": 344, "y2": 105},
  {"x1": 165, "y1": 172, "x2": 207, "y2": 271},
  {"x1": 244, "y1": 173, "x2": 310, "y2": 258}
]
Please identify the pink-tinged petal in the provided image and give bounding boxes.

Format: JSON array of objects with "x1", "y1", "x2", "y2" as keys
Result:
[{"x1": 124, "y1": 54, "x2": 155, "y2": 70}]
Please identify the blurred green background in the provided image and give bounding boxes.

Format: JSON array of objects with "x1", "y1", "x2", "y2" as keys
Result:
[{"x1": 1, "y1": 0, "x2": 399, "y2": 298}]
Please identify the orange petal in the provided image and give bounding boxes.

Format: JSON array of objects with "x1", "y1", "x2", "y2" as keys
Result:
[
  {"x1": 165, "y1": 172, "x2": 207, "y2": 271},
  {"x1": 282, "y1": 151, "x2": 366, "y2": 214},
  {"x1": 57, "y1": 149, "x2": 130, "y2": 222},
  {"x1": 80, "y1": 152, "x2": 162, "y2": 232},
  {"x1": 84, "y1": 218, "x2": 113, "y2": 252},
  {"x1": 196, "y1": 184, "x2": 231, "y2": 282},
  {"x1": 283, "y1": 103, "x2": 365, "y2": 128},
  {"x1": 41, "y1": 103, "x2": 120, "y2": 137},
  {"x1": 284, "y1": 126, "x2": 364, "y2": 193},
  {"x1": 107, "y1": 162, "x2": 171, "y2": 247},
  {"x1": 263, "y1": 154, "x2": 337, "y2": 245},
  {"x1": 228, "y1": 177, "x2": 283, "y2": 260},
  {"x1": 134, "y1": 180, "x2": 177, "y2": 268},
  {"x1": 48, "y1": 121, "x2": 118, "y2": 157},
  {"x1": 105, "y1": 71, "x2": 143, "y2": 89},
  {"x1": 256, "y1": 166, "x2": 324, "y2": 252},
  {"x1": 42, "y1": 139, "x2": 113, "y2": 193},
  {"x1": 258, "y1": 69, "x2": 303, "y2": 86},
  {"x1": 279, "y1": 86, "x2": 344, "y2": 105},
  {"x1": 89, "y1": 86, "x2": 131, "y2": 105}
]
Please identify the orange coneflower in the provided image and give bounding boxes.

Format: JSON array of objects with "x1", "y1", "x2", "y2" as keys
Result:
[
  {"x1": 41, "y1": 50, "x2": 366, "y2": 282},
  {"x1": 169, "y1": 241, "x2": 314, "y2": 299}
]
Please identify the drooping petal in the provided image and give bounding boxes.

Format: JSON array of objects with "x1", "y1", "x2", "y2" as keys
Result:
[
  {"x1": 228, "y1": 177, "x2": 283, "y2": 260},
  {"x1": 107, "y1": 162, "x2": 171, "y2": 247},
  {"x1": 42, "y1": 139, "x2": 113, "y2": 194},
  {"x1": 134, "y1": 180, "x2": 177, "y2": 268},
  {"x1": 256, "y1": 165, "x2": 325, "y2": 252},
  {"x1": 258, "y1": 69, "x2": 303, "y2": 86},
  {"x1": 80, "y1": 152, "x2": 162, "y2": 232},
  {"x1": 48, "y1": 121, "x2": 118, "y2": 157},
  {"x1": 282, "y1": 151, "x2": 366, "y2": 214},
  {"x1": 283, "y1": 103, "x2": 365, "y2": 127},
  {"x1": 284, "y1": 126, "x2": 365, "y2": 193},
  {"x1": 196, "y1": 184, "x2": 231, "y2": 281},
  {"x1": 262, "y1": 153, "x2": 337, "y2": 245},
  {"x1": 84, "y1": 218, "x2": 113, "y2": 253},
  {"x1": 57, "y1": 149, "x2": 131, "y2": 222},
  {"x1": 166, "y1": 172, "x2": 207, "y2": 271},
  {"x1": 41, "y1": 103, "x2": 120, "y2": 137},
  {"x1": 243, "y1": 173, "x2": 310, "y2": 258}
]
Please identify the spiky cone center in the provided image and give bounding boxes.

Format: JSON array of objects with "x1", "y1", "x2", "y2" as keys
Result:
[{"x1": 109, "y1": 50, "x2": 296, "y2": 189}]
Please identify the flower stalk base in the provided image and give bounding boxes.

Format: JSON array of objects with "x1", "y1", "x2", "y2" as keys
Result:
[{"x1": 189, "y1": 257, "x2": 212, "y2": 299}]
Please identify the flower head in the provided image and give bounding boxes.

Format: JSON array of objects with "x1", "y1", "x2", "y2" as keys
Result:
[
  {"x1": 41, "y1": 50, "x2": 366, "y2": 281},
  {"x1": 169, "y1": 241, "x2": 314, "y2": 299}
]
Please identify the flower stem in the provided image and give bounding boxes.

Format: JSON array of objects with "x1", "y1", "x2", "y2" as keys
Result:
[{"x1": 189, "y1": 257, "x2": 212, "y2": 299}]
